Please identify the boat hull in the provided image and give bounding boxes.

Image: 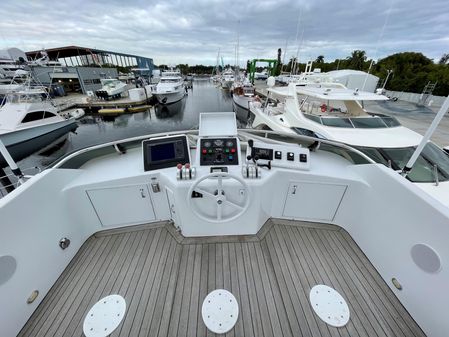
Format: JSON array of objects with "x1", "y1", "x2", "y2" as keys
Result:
[
  {"x1": 155, "y1": 90, "x2": 185, "y2": 105},
  {"x1": 221, "y1": 80, "x2": 233, "y2": 89},
  {"x1": 0, "y1": 119, "x2": 78, "y2": 167},
  {"x1": 232, "y1": 95, "x2": 253, "y2": 122}
]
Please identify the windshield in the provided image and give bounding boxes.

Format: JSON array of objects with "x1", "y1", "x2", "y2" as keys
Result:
[
  {"x1": 304, "y1": 114, "x2": 401, "y2": 129},
  {"x1": 356, "y1": 143, "x2": 449, "y2": 183}
]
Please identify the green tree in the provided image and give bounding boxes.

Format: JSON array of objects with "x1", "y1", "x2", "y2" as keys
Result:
[
  {"x1": 438, "y1": 54, "x2": 449, "y2": 65},
  {"x1": 315, "y1": 55, "x2": 324, "y2": 64},
  {"x1": 346, "y1": 50, "x2": 367, "y2": 70}
]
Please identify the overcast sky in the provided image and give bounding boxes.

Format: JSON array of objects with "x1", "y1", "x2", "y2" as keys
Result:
[{"x1": 1, "y1": 0, "x2": 448, "y2": 66}]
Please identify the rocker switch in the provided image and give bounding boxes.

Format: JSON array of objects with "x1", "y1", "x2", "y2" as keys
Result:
[
  {"x1": 287, "y1": 152, "x2": 294, "y2": 161},
  {"x1": 275, "y1": 151, "x2": 282, "y2": 159}
]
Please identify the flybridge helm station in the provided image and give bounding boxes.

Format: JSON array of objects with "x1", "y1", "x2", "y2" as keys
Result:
[{"x1": 142, "y1": 112, "x2": 310, "y2": 175}]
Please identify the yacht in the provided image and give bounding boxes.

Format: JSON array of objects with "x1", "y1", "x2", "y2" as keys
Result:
[
  {"x1": 0, "y1": 58, "x2": 26, "y2": 79},
  {"x1": 250, "y1": 82, "x2": 449, "y2": 208},
  {"x1": 221, "y1": 68, "x2": 235, "y2": 89},
  {"x1": 154, "y1": 70, "x2": 185, "y2": 104},
  {"x1": 0, "y1": 111, "x2": 447, "y2": 337},
  {"x1": 95, "y1": 78, "x2": 128, "y2": 100},
  {"x1": 0, "y1": 88, "x2": 77, "y2": 166}
]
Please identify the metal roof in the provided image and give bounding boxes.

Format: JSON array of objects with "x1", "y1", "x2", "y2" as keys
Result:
[{"x1": 25, "y1": 45, "x2": 152, "y2": 61}]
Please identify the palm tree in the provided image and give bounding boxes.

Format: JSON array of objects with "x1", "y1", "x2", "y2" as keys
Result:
[
  {"x1": 347, "y1": 50, "x2": 367, "y2": 70},
  {"x1": 438, "y1": 53, "x2": 449, "y2": 65},
  {"x1": 315, "y1": 55, "x2": 324, "y2": 64}
]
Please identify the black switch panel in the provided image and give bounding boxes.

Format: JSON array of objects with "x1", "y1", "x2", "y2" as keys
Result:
[
  {"x1": 200, "y1": 138, "x2": 238, "y2": 166},
  {"x1": 299, "y1": 154, "x2": 308, "y2": 163},
  {"x1": 287, "y1": 152, "x2": 294, "y2": 161},
  {"x1": 275, "y1": 151, "x2": 282, "y2": 159}
]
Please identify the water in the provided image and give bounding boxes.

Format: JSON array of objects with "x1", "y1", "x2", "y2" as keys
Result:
[{"x1": 18, "y1": 79, "x2": 240, "y2": 170}]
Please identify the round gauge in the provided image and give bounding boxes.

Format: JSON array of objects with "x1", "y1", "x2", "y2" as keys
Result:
[
  {"x1": 226, "y1": 140, "x2": 234, "y2": 147},
  {"x1": 204, "y1": 141, "x2": 211, "y2": 147},
  {"x1": 214, "y1": 139, "x2": 223, "y2": 146}
]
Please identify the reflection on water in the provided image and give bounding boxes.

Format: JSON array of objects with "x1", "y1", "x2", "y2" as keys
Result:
[
  {"x1": 155, "y1": 99, "x2": 185, "y2": 119},
  {"x1": 18, "y1": 80, "x2": 236, "y2": 169}
]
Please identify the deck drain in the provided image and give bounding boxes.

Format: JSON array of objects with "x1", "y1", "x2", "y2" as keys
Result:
[
  {"x1": 202, "y1": 289, "x2": 238, "y2": 334},
  {"x1": 83, "y1": 294, "x2": 126, "y2": 337},
  {"x1": 309, "y1": 285, "x2": 350, "y2": 327}
]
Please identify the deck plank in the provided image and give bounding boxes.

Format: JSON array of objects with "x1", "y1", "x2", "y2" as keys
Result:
[{"x1": 19, "y1": 222, "x2": 425, "y2": 337}]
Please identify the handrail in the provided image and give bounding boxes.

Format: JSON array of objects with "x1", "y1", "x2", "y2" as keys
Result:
[{"x1": 51, "y1": 128, "x2": 375, "y2": 170}]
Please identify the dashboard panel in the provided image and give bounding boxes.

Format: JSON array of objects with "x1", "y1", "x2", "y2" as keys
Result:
[{"x1": 200, "y1": 137, "x2": 239, "y2": 166}]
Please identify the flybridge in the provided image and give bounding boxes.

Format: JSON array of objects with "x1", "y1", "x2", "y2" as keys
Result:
[{"x1": 296, "y1": 85, "x2": 390, "y2": 101}]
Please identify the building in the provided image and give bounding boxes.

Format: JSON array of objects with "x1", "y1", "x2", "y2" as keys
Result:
[{"x1": 26, "y1": 46, "x2": 154, "y2": 94}]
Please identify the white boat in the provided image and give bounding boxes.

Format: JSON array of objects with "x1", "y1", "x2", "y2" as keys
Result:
[
  {"x1": 0, "y1": 111, "x2": 448, "y2": 337},
  {"x1": 95, "y1": 78, "x2": 127, "y2": 100},
  {"x1": 254, "y1": 70, "x2": 268, "y2": 80},
  {"x1": 221, "y1": 68, "x2": 235, "y2": 89},
  {"x1": 154, "y1": 70, "x2": 185, "y2": 104},
  {"x1": 231, "y1": 79, "x2": 258, "y2": 120},
  {"x1": 0, "y1": 58, "x2": 26, "y2": 79},
  {"x1": 250, "y1": 82, "x2": 449, "y2": 208},
  {"x1": 0, "y1": 88, "x2": 77, "y2": 166}
]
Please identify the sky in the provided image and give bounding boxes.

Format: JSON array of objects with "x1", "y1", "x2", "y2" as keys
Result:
[{"x1": 0, "y1": 0, "x2": 448, "y2": 66}]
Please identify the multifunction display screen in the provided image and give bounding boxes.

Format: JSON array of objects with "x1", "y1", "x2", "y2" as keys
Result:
[
  {"x1": 150, "y1": 143, "x2": 176, "y2": 162},
  {"x1": 143, "y1": 135, "x2": 190, "y2": 171}
]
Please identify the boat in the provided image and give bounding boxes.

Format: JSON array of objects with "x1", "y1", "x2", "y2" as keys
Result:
[
  {"x1": 254, "y1": 70, "x2": 268, "y2": 80},
  {"x1": 0, "y1": 58, "x2": 26, "y2": 80},
  {"x1": 60, "y1": 108, "x2": 85, "y2": 119},
  {"x1": 231, "y1": 79, "x2": 259, "y2": 121},
  {"x1": 250, "y1": 81, "x2": 449, "y2": 208},
  {"x1": 220, "y1": 68, "x2": 235, "y2": 89},
  {"x1": 95, "y1": 78, "x2": 127, "y2": 100},
  {"x1": 153, "y1": 70, "x2": 185, "y2": 104},
  {"x1": 0, "y1": 110, "x2": 448, "y2": 337},
  {"x1": 0, "y1": 87, "x2": 77, "y2": 167}
]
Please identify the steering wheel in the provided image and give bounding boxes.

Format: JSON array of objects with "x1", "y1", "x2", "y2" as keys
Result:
[{"x1": 188, "y1": 172, "x2": 250, "y2": 223}]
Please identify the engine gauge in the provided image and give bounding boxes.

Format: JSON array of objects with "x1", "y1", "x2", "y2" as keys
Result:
[
  {"x1": 225, "y1": 140, "x2": 234, "y2": 147},
  {"x1": 214, "y1": 139, "x2": 224, "y2": 146},
  {"x1": 203, "y1": 141, "x2": 212, "y2": 147}
]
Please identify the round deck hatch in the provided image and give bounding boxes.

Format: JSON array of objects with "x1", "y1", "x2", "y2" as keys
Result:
[
  {"x1": 202, "y1": 289, "x2": 238, "y2": 334},
  {"x1": 310, "y1": 285, "x2": 350, "y2": 327},
  {"x1": 83, "y1": 294, "x2": 126, "y2": 337}
]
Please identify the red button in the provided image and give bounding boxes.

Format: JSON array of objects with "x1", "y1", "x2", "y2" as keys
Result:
[
  {"x1": 177, "y1": 163, "x2": 182, "y2": 169},
  {"x1": 231, "y1": 148, "x2": 236, "y2": 153},
  {"x1": 185, "y1": 163, "x2": 190, "y2": 169},
  {"x1": 202, "y1": 149, "x2": 207, "y2": 154}
]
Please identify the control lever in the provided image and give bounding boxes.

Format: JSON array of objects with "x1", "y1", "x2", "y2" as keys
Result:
[
  {"x1": 255, "y1": 158, "x2": 272, "y2": 170},
  {"x1": 247, "y1": 140, "x2": 271, "y2": 170}
]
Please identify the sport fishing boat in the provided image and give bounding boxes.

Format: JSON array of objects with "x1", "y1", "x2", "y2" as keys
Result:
[
  {"x1": 0, "y1": 87, "x2": 77, "y2": 166},
  {"x1": 250, "y1": 81, "x2": 449, "y2": 209},
  {"x1": 154, "y1": 70, "x2": 185, "y2": 104},
  {"x1": 95, "y1": 78, "x2": 127, "y2": 100},
  {"x1": 1, "y1": 112, "x2": 447, "y2": 337}
]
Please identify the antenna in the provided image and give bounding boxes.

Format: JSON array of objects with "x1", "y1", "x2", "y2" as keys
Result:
[
  {"x1": 236, "y1": 20, "x2": 240, "y2": 76},
  {"x1": 362, "y1": 1, "x2": 393, "y2": 90}
]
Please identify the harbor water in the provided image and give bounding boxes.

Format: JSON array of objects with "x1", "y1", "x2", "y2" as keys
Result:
[{"x1": 17, "y1": 79, "x2": 242, "y2": 171}]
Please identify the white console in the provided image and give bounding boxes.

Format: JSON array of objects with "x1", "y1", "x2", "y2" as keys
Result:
[{"x1": 246, "y1": 140, "x2": 310, "y2": 171}]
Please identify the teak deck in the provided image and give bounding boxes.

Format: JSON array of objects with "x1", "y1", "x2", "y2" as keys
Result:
[{"x1": 19, "y1": 219, "x2": 425, "y2": 337}]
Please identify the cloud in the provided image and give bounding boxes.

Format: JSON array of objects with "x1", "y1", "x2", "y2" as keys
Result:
[{"x1": 0, "y1": 0, "x2": 447, "y2": 65}]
